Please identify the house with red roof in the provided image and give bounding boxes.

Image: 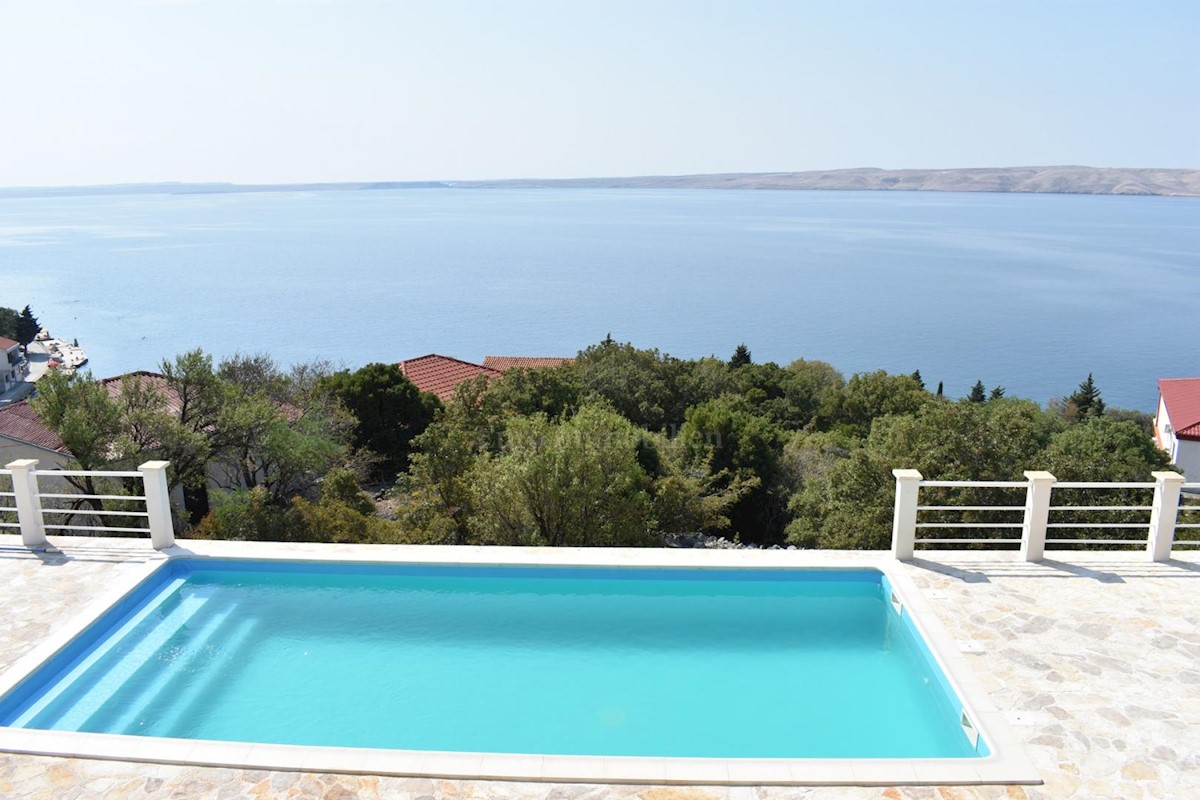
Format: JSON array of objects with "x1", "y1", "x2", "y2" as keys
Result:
[
  {"x1": 397, "y1": 355, "x2": 502, "y2": 402},
  {"x1": 1154, "y1": 378, "x2": 1200, "y2": 477},
  {"x1": 0, "y1": 372, "x2": 184, "y2": 470},
  {"x1": 0, "y1": 401, "x2": 71, "y2": 467},
  {"x1": 483, "y1": 356, "x2": 574, "y2": 371},
  {"x1": 396, "y1": 354, "x2": 575, "y2": 402}
]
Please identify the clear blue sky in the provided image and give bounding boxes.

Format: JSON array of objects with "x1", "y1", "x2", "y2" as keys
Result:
[{"x1": 2, "y1": 0, "x2": 1196, "y2": 186}]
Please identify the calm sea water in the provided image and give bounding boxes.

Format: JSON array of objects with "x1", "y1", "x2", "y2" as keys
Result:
[
  {"x1": 1, "y1": 561, "x2": 976, "y2": 758},
  {"x1": 0, "y1": 188, "x2": 1196, "y2": 409}
]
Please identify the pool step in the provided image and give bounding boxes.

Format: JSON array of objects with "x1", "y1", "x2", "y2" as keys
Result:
[
  {"x1": 134, "y1": 616, "x2": 259, "y2": 736},
  {"x1": 97, "y1": 598, "x2": 247, "y2": 734},
  {"x1": 15, "y1": 584, "x2": 213, "y2": 730}
]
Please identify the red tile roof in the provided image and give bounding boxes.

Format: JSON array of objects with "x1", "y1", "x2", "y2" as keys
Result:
[
  {"x1": 100, "y1": 371, "x2": 183, "y2": 415},
  {"x1": 0, "y1": 372, "x2": 183, "y2": 457},
  {"x1": 0, "y1": 336, "x2": 19, "y2": 351},
  {"x1": 483, "y1": 356, "x2": 575, "y2": 371},
  {"x1": 0, "y1": 401, "x2": 68, "y2": 453},
  {"x1": 398, "y1": 355, "x2": 501, "y2": 401},
  {"x1": 1159, "y1": 378, "x2": 1200, "y2": 441},
  {"x1": 0, "y1": 370, "x2": 308, "y2": 457}
]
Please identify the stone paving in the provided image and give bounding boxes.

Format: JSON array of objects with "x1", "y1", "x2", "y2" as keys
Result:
[{"x1": 0, "y1": 536, "x2": 1198, "y2": 799}]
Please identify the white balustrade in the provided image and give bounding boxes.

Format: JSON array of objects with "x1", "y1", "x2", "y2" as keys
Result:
[
  {"x1": 2, "y1": 459, "x2": 175, "y2": 551},
  {"x1": 890, "y1": 469, "x2": 923, "y2": 560},
  {"x1": 892, "y1": 468, "x2": 1197, "y2": 562}
]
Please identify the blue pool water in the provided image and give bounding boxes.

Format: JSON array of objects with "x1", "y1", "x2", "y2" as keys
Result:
[{"x1": 0, "y1": 559, "x2": 983, "y2": 759}]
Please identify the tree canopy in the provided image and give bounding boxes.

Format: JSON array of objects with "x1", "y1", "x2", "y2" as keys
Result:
[
  {"x1": 29, "y1": 336, "x2": 1167, "y2": 551},
  {"x1": 15, "y1": 305, "x2": 39, "y2": 351},
  {"x1": 317, "y1": 362, "x2": 440, "y2": 479}
]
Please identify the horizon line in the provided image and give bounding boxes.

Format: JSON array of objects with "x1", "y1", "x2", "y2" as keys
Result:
[{"x1": 3, "y1": 164, "x2": 1199, "y2": 193}]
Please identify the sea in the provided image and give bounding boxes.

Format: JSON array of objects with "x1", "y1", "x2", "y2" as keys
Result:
[{"x1": 0, "y1": 188, "x2": 1196, "y2": 410}]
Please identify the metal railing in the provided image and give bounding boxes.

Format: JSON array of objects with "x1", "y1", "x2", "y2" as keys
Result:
[
  {"x1": 892, "y1": 469, "x2": 1197, "y2": 562},
  {"x1": 2, "y1": 459, "x2": 175, "y2": 551}
]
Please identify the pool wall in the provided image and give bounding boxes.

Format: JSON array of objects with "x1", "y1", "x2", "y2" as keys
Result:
[{"x1": 0, "y1": 541, "x2": 1041, "y2": 786}]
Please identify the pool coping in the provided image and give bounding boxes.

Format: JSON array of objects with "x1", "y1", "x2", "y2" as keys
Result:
[{"x1": 0, "y1": 540, "x2": 1042, "y2": 786}]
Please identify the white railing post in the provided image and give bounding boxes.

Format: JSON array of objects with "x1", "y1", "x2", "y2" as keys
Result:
[
  {"x1": 6, "y1": 459, "x2": 48, "y2": 550},
  {"x1": 138, "y1": 461, "x2": 175, "y2": 550},
  {"x1": 891, "y1": 469, "x2": 923, "y2": 560},
  {"x1": 1148, "y1": 471, "x2": 1186, "y2": 562},
  {"x1": 1020, "y1": 470, "x2": 1056, "y2": 562}
]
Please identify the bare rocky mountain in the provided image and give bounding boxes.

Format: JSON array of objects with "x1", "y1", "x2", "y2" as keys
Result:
[
  {"x1": 4, "y1": 167, "x2": 1198, "y2": 198},
  {"x1": 456, "y1": 167, "x2": 1200, "y2": 196}
]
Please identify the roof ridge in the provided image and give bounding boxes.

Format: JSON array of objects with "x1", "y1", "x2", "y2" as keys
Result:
[
  {"x1": 1159, "y1": 378, "x2": 1200, "y2": 435},
  {"x1": 400, "y1": 354, "x2": 503, "y2": 375},
  {"x1": 98, "y1": 370, "x2": 166, "y2": 384}
]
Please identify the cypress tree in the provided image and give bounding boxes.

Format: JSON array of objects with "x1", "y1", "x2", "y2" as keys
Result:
[
  {"x1": 1068, "y1": 373, "x2": 1105, "y2": 420},
  {"x1": 911, "y1": 370, "x2": 925, "y2": 390},
  {"x1": 729, "y1": 343, "x2": 752, "y2": 368},
  {"x1": 968, "y1": 380, "x2": 987, "y2": 403},
  {"x1": 935, "y1": 381, "x2": 944, "y2": 398},
  {"x1": 15, "y1": 305, "x2": 39, "y2": 354}
]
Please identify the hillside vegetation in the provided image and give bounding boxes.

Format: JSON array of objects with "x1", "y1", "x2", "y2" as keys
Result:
[{"x1": 31, "y1": 340, "x2": 1172, "y2": 550}]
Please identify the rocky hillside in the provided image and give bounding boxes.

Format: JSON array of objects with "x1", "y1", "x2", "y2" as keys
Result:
[{"x1": 458, "y1": 166, "x2": 1200, "y2": 197}]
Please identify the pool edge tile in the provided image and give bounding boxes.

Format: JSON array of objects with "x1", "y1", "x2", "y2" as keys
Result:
[
  {"x1": 599, "y1": 756, "x2": 671, "y2": 783},
  {"x1": 419, "y1": 750, "x2": 485, "y2": 780},
  {"x1": 724, "y1": 758, "x2": 793, "y2": 784},
  {"x1": 660, "y1": 757, "x2": 730, "y2": 784},
  {"x1": 478, "y1": 752, "x2": 546, "y2": 781}
]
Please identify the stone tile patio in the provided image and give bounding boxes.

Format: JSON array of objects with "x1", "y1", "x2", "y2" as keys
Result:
[{"x1": 0, "y1": 536, "x2": 1197, "y2": 799}]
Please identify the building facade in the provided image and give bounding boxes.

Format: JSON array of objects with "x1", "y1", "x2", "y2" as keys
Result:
[{"x1": 1154, "y1": 378, "x2": 1200, "y2": 478}]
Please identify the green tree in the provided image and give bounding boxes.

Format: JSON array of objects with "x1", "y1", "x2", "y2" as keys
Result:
[
  {"x1": 485, "y1": 363, "x2": 583, "y2": 420},
  {"x1": 15, "y1": 305, "x2": 39, "y2": 353},
  {"x1": 1042, "y1": 417, "x2": 1170, "y2": 482},
  {"x1": 679, "y1": 396, "x2": 786, "y2": 543},
  {"x1": 990, "y1": 385, "x2": 1006, "y2": 401},
  {"x1": 195, "y1": 473, "x2": 412, "y2": 545},
  {"x1": 29, "y1": 370, "x2": 140, "y2": 522},
  {"x1": 788, "y1": 399, "x2": 1062, "y2": 549},
  {"x1": 158, "y1": 350, "x2": 229, "y2": 522},
  {"x1": 0, "y1": 306, "x2": 19, "y2": 340},
  {"x1": 318, "y1": 362, "x2": 440, "y2": 479},
  {"x1": 967, "y1": 381, "x2": 987, "y2": 403},
  {"x1": 1040, "y1": 417, "x2": 1174, "y2": 544},
  {"x1": 729, "y1": 343, "x2": 752, "y2": 368},
  {"x1": 191, "y1": 487, "x2": 288, "y2": 542},
  {"x1": 727, "y1": 359, "x2": 844, "y2": 431},
  {"x1": 211, "y1": 354, "x2": 353, "y2": 504},
  {"x1": 1065, "y1": 373, "x2": 1106, "y2": 422},
  {"x1": 284, "y1": 468, "x2": 404, "y2": 544},
  {"x1": 573, "y1": 338, "x2": 699, "y2": 431},
  {"x1": 468, "y1": 405, "x2": 655, "y2": 547},
  {"x1": 31, "y1": 370, "x2": 123, "y2": 475},
  {"x1": 1103, "y1": 406, "x2": 1155, "y2": 436},
  {"x1": 636, "y1": 431, "x2": 749, "y2": 535},
  {"x1": 819, "y1": 370, "x2": 931, "y2": 437},
  {"x1": 401, "y1": 380, "x2": 501, "y2": 544}
]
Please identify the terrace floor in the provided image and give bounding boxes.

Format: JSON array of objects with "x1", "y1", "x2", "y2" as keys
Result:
[{"x1": 0, "y1": 536, "x2": 1197, "y2": 800}]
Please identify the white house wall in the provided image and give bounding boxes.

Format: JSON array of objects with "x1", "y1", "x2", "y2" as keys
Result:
[
  {"x1": 1174, "y1": 440, "x2": 1200, "y2": 480},
  {"x1": 0, "y1": 438, "x2": 70, "y2": 470},
  {"x1": 1154, "y1": 396, "x2": 1175, "y2": 459}
]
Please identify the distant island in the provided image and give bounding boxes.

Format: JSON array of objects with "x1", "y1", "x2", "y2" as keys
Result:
[{"x1": 4, "y1": 166, "x2": 1198, "y2": 198}]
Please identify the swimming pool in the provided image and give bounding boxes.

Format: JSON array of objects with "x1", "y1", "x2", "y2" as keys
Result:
[{"x1": 0, "y1": 546, "x2": 1039, "y2": 784}]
